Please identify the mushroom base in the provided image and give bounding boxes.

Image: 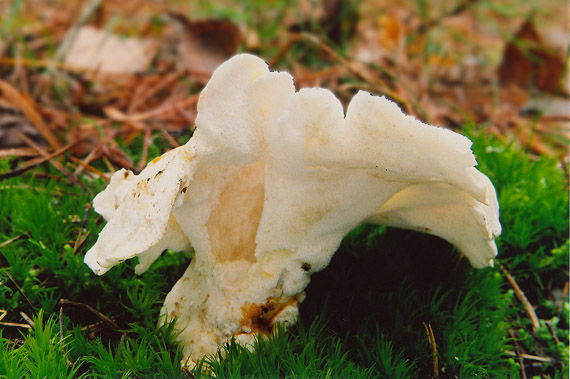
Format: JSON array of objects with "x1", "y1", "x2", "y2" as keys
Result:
[{"x1": 161, "y1": 257, "x2": 304, "y2": 366}]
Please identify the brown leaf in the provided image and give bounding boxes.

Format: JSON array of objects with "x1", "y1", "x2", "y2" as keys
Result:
[
  {"x1": 289, "y1": 0, "x2": 359, "y2": 45},
  {"x1": 167, "y1": 14, "x2": 242, "y2": 82},
  {"x1": 0, "y1": 105, "x2": 42, "y2": 148},
  {"x1": 0, "y1": 38, "x2": 6, "y2": 58},
  {"x1": 498, "y1": 20, "x2": 566, "y2": 94}
]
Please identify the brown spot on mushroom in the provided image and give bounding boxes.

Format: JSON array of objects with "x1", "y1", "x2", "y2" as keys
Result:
[
  {"x1": 239, "y1": 297, "x2": 299, "y2": 334},
  {"x1": 301, "y1": 262, "x2": 312, "y2": 272},
  {"x1": 198, "y1": 295, "x2": 210, "y2": 324},
  {"x1": 181, "y1": 186, "x2": 188, "y2": 194},
  {"x1": 123, "y1": 171, "x2": 129, "y2": 179}
]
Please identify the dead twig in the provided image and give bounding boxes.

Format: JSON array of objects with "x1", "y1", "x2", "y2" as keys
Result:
[
  {"x1": 509, "y1": 329, "x2": 528, "y2": 379},
  {"x1": 161, "y1": 129, "x2": 180, "y2": 148},
  {"x1": 127, "y1": 71, "x2": 184, "y2": 114},
  {"x1": 73, "y1": 202, "x2": 92, "y2": 255},
  {"x1": 556, "y1": 281, "x2": 568, "y2": 315},
  {"x1": 104, "y1": 93, "x2": 200, "y2": 124},
  {"x1": 423, "y1": 322, "x2": 439, "y2": 379},
  {"x1": 173, "y1": 103, "x2": 196, "y2": 126},
  {"x1": 59, "y1": 298, "x2": 123, "y2": 334},
  {"x1": 59, "y1": 307, "x2": 65, "y2": 342},
  {"x1": 0, "y1": 147, "x2": 38, "y2": 158},
  {"x1": 20, "y1": 311, "x2": 35, "y2": 328},
  {"x1": 59, "y1": 306, "x2": 74, "y2": 367},
  {"x1": 0, "y1": 309, "x2": 32, "y2": 329},
  {"x1": 0, "y1": 140, "x2": 81, "y2": 182},
  {"x1": 137, "y1": 126, "x2": 152, "y2": 171},
  {"x1": 70, "y1": 155, "x2": 109, "y2": 180},
  {"x1": 504, "y1": 350, "x2": 552, "y2": 363},
  {"x1": 0, "y1": 233, "x2": 28, "y2": 250},
  {"x1": 2, "y1": 271, "x2": 36, "y2": 315},
  {"x1": 270, "y1": 33, "x2": 407, "y2": 105},
  {"x1": 0, "y1": 308, "x2": 31, "y2": 329},
  {"x1": 10, "y1": 129, "x2": 90, "y2": 193},
  {"x1": 500, "y1": 264, "x2": 540, "y2": 332},
  {"x1": 0, "y1": 80, "x2": 61, "y2": 150},
  {"x1": 0, "y1": 322, "x2": 31, "y2": 329},
  {"x1": 73, "y1": 143, "x2": 104, "y2": 177},
  {"x1": 543, "y1": 320, "x2": 561, "y2": 345}
]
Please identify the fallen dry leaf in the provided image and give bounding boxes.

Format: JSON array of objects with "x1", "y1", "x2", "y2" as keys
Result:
[
  {"x1": 0, "y1": 38, "x2": 6, "y2": 58},
  {"x1": 498, "y1": 20, "x2": 567, "y2": 94},
  {"x1": 63, "y1": 26, "x2": 157, "y2": 74},
  {"x1": 166, "y1": 14, "x2": 242, "y2": 82},
  {"x1": 0, "y1": 105, "x2": 42, "y2": 148},
  {"x1": 289, "y1": 0, "x2": 358, "y2": 45}
]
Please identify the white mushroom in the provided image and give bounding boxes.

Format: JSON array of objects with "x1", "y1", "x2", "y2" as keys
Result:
[{"x1": 84, "y1": 53, "x2": 501, "y2": 364}]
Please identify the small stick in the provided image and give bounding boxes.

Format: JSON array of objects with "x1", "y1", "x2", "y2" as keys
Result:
[
  {"x1": 59, "y1": 299, "x2": 121, "y2": 331},
  {"x1": 59, "y1": 307, "x2": 65, "y2": 342},
  {"x1": 509, "y1": 329, "x2": 528, "y2": 379},
  {"x1": 4, "y1": 272, "x2": 35, "y2": 314},
  {"x1": 504, "y1": 351, "x2": 552, "y2": 363},
  {"x1": 59, "y1": 307, "x2": 74, "y2": 367},
  {"x1": 173, "y1": 103, "x2": 196, "y2": 126},
  {"x1": 0, "y1": 233, "x2": 28, "y2": 250},
  {"x1": 500, "y1": 265, "x2": 540, "y2": 332},
  {"x1": 10, "y1": 129, "x2": 89, "y2": 193},
  {"x1": 161, "y1": 129, "x2": 180, "y2": 148},
  {"x1": 73, "y1": 202, "x2": 92, "y2": 254},
  {"x1": 22, "y1": 139, "x2": 82, "y2": 168},
  {"x1": 423, "y1": 322, "x2": 439, "y2": 379},
  {"x1": 71, "y1": 231, "x2": 91, "y2": 256},
  {"x1": 0, "y1": 321, "x2": 31, "y2": 329},
  {"x1": 70, "y1": 156, "x2": 109, "y2": 180},
  {"x1": 0, "y1": 80, "x2": 61, "y2": 150},
  {"x1": 127, "y1": 71, "x2": 183, "y2": 114},
  {"x1": 0, "y1": 141, "x2": 80, "y2": 182},
  {"x1": 556, "y1": 281, "x2": 568, "y2": 315},
  {"x1": 102, "y1": 155, "x2": 116, "y2": 173},
  {"x1": 73, "y1": 144, "x2": 103, "y2": 177},
  {"x1": 101, "y1": 144, "x2": 134, "y2": 171},
  {"x1": 0, "y1": 147, "x2": 38, "y2": 158},
  {"x1": 543, "y1": 320, "x2": 560, "y2": 345},
  {"x1": 270, "y1": 33, "x2": 407, "y2": 105},
  {"x1": 137, "y1": 126, "x2": 152, "y2": 171},
  {"x1": 20, "y1": 311, "x2": 35, "y2": 329},
  {"x1": 105, "y1": 93, "x2": 200, "y2": 124}
]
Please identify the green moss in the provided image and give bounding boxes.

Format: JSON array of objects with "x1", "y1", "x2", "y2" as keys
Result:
[{"x1": 0, "y1": 127, "x2": 567, "y2": 377}]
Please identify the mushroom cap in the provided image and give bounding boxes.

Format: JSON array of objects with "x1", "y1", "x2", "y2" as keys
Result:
[
  {"x1": 85, "y1": 52, "x2": 501, "y2": 282},
  {"x1": 84, "y1": 53, "x2": 501, "y2": 363}
]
